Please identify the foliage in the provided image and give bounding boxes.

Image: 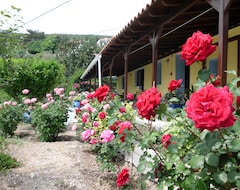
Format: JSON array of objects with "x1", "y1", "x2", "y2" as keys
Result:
[
  {"x1": 0, "y1": 58, "x2": 65, "y2": 101},
  {"x1": 65, "y1": 68, "x2": 85, "y2": 94},
  {"x1": 31, "y1": 88, "x2": 69, "y2": 142},
  {"x1": 0, "y1": 152, "x2": 20, "y2": 172},
  {"x1": 0, "y1": 6, "x2": 23, "y2": 60},
  {"x1": 0, "y1": 101, "x2": 22, "y2": 137},
  {"x1": 55, "y1": 35, "x2": 100, "y2": 79},
  {"x1": 76, "y1": 31, "x2": 240, "y2": 189},
  {"x1": 74, "y1": 89, "x2": 137, "y2": 172}
]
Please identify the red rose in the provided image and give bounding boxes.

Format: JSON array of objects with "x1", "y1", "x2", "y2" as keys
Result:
[
  {"x1": 82, "y1": 116, "x2": 87, "y2": 123},
  {"x1": 116, "y1": 168, "x2": 129, "y2": 187},
  {"x1": 93, "y1": 84, "x2": 110, "y2": 103},
  {"x1": 180, "y1": 31, "x2": 216, "y2": 66},
  {"x1": 118, "y1": 121, "x2": 132, "y2": 142},
  {"x1": 109, "y1": 121, "x2": 120, "y2": 131},
  {"x1": 119, "y1": 107, "x2": 126, "y2": 113},
  {"x1": 136, "y1": 87, "x2": 161, "y2": 120},
  {"x1": 208, "y1": 74, "x2": 221, "y2": 87},
  {"x1": 186, "y1": 84, "x2": 237, "y2": 131},
  {"x1": 98, "y1": 111, "x2": 106, "y2": 120},
  {"x1": 161, "y1": 134, "x2": 172, "y2": 148},
  {"x1": 168, "y1": 79, "x2": 183, "y2": 92},
  {"x1": 126, "y1": 93, "x2": 134, "y2": 101}
]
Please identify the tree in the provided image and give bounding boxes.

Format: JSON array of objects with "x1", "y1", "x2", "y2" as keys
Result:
[
  {"x1": 55, "y1": 35, "x2": 101, "y2": 80},
  {"x1": 0, "y1": 58, "x2": 65, "y2": 101}
]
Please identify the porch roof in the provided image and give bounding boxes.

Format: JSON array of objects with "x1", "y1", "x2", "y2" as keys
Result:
[{"x1": 81, "y1": 0, "x2": 240, "y2": 80}]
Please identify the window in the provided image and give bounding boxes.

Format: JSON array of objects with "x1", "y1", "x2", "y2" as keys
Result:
[
  {"x1": 209, "y1": 59, "x2": 218, "y2": 76},
  {"x1": 157, "y1": 60, "x2": 162, "y2": 85},
  {"x1": 135, "y1": 69, "x2": 144, "y2": 90}
]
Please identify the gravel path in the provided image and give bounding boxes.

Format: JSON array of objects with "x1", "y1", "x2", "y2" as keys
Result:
[{"x1": 0, "y1": 125, "x2": 117, "y2": 190}]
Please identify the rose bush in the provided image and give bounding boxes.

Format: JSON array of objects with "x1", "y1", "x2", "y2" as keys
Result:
[
  {"x1": 0, "y1": 101, "x2": 22, "y2": 137},
  {"x1": 74, "y1": 85, "x2": 137, "y2": 173},
  {"x1": 31, "y1": 87, "x2": 70, "y2": 142},
  {"x1": 76, "y1": 31, "x2": 240, "y2": 190}
]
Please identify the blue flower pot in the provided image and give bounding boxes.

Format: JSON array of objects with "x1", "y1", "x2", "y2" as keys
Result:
[
  {"x1": 72, "y1": 100, "x2": 80, "y2": 108},
  {"x1": 169, "y1": 103, "x2": 184, "y2": 109}
]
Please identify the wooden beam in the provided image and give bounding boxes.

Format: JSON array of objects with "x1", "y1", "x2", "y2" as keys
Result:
[
  {"x1": 208, "y1": 0, "x2": 233, "y2": 86},
  {"x1": 149, "y1": 26, "x2": 163, "y2": 87},
  {"x1": 123, "y1": 49, "x2": 130, "y2": 100}
]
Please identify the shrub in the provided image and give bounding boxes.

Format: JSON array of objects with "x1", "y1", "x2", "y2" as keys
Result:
[
  {"x1": 0, "y1": 58, "x2": 65, "y2": 101},
  {"x1": 0, "y1": 101, "x2": 23, "y2": 137},
  {"x1": 0, "y1": 152, "x2": 20, "y2": 172},
  {"x1": 31, "y1": 88, "x2": 69, "y2": 142}
]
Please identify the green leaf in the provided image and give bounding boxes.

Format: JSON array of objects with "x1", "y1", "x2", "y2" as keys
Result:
[
  {"x1": 225, "y1": 70, "x2": 237, "y2": 76},
  {"x1": 137, "y1": 163, "x2": 146, "y2": 173},
  {"x1": 189, "y1": 155, "x2": 204, "y2": 169},
  {"x1": 196, "y1": 179, "x2": 208, "y2": 190},
  {"x1": 228, "y1": 139, "x2": 240, "y2": 152},
  {"x1": 228, "y1": 171, "x2": 240, "y2": 183},
  {"x1": 198, "y1": 69, "x2": 210, "y2": 82},
  {"x1": 213, "y1": 171, "x2": 228, "y2": 184},
  {"x1": 205, "y1": 153, "x2": 219, "y2": 167}
]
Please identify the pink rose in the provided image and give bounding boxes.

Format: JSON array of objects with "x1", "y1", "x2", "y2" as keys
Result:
[
  {"x1": 22, "y1": 89, "x2": 29, "y2": 94},
  {"x1": 100, "y1": 130, "x2": 115, "y2": 143},
  {"x1": 180, "y1": 31, "x2": 216, "y2": 66},
  {"x1": 41, "y1": 103, "x2": 49, "y2": 109},
  {"x1": 82, "y1": 112, "x2": 90, "y2": 118},
  {"x1": 30, "y1": 98, "x2": 37, "y2": 103},
  {"x1": 186, "y1": 84, "x2": 237, "y2": 131},
  {"x1": 69, "y1": 91, "x2": 76, "y2": 96},
  {"x1": 93, "y1": 121, "x2": 99, "y2": 127},
  {"x1": 71, "y1": 124, "x2": 77, "y2": 131},
  {"x1": 46, "y1": 93, "x2": 52, "y2": 98},
  {"x1": 103, "y1": 104, "x2": 110, "y2": 110},
  {"x1": 24, "y1": 99, "x2": 31, "y2": 105},
  {"x1": 81, "y1": 129, "x2": 94, "y2": 141},
  {"x1": 11, "y1": 102, "x2": 17, "y2": 106}
]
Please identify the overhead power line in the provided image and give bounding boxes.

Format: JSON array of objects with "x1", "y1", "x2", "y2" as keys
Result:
[{"x1": 23, "y1": 0, "x2": 72, "y2": 26}]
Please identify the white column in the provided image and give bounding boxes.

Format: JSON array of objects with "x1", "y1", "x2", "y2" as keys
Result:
[{"x1": 98, "y1": 54, "x2": 102, "y2": 87}]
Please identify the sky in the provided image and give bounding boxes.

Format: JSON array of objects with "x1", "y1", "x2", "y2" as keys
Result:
[{"x1": 1, "y1": 0, "x2": 152, "y2": 36}]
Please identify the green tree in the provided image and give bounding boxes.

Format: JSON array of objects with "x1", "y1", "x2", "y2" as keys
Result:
[
  {"x1": 0, "y1": 6, "x2": 23, "y2": 60},
  {"x1": 0, "y1": 58, "x2": 65, "y2": 101},
  {"x1": 55, "y1": 35, "x2": 100, "y2": 79}
]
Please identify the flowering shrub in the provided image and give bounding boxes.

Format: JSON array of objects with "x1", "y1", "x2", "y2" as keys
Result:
[
  {"x1": 163, "y1": 79, "x2": 185, "y2": 106},
  {"x1": 0, "y1": 101, "x2": 22, "y2": 136},
  {"x1": 74, "y1": 85, "x2": 137, "y2": 173},
  {"x1": 76, "y1": 31, "x2": 240, "y2": 190},
  {"x1": 30, "y1": 87, "x2": 69, "y2": 142},
  {"x1": 134, "y1": 31, "x2": 240, "y2": 189}
]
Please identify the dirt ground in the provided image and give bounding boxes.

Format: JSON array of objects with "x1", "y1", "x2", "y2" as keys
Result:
[{"x1": 0, "y1": 124, "x2": 156, "y2": 190}]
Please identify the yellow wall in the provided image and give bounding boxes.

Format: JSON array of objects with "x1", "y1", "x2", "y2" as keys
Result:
[{"x1": 116, "y1": 26, "x2": 239, "y2": 96}]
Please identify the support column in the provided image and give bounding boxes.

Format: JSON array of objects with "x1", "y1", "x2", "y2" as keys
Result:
[
  {"x1": 149, "y1": 26, "x2": 162, "y2": 87},
  {"x1": 109, "y1": 58, "x2": 114, "y2": 91},
  {"x1": 97, "y1": 55, "x2": 102, "y2": 87},
  {"x1": 208, "y1": 0, "x2": 233, "y2": 86},
  {"x1": 123, "y1": 49, "x2": 130, "y2": 100}
]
